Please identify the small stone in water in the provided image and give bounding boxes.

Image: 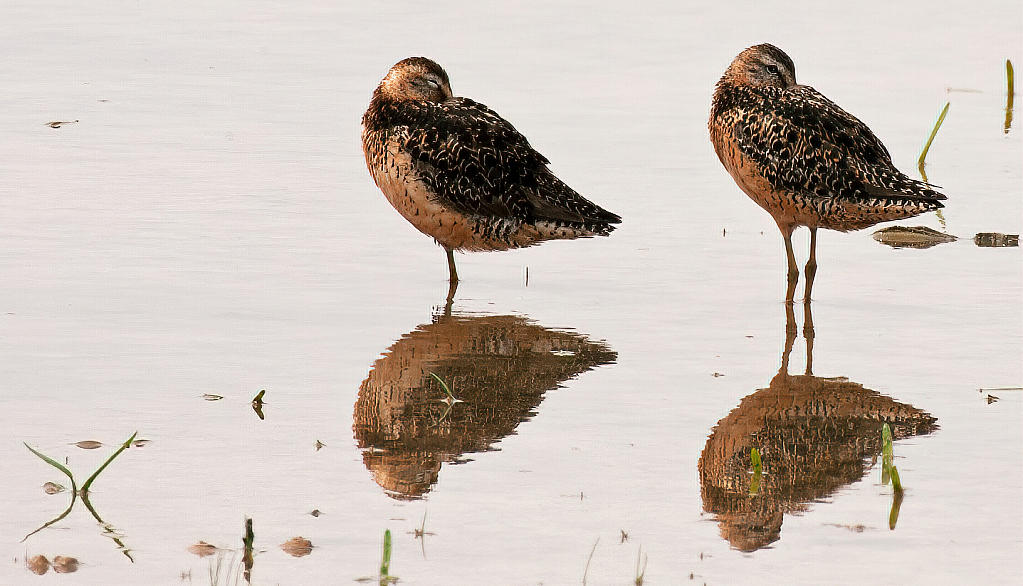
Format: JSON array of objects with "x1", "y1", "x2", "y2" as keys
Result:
[{"x1": 43, "y1": 482, "x2": 65, "y2": 495}]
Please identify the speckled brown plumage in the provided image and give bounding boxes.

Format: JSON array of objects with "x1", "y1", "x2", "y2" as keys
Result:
[
  {"x1": 362, "y1": 57, "x2": 620, "y2": 285},
  {"x1": 709, "y1": 44, "x2": 946, "y2": 298}
]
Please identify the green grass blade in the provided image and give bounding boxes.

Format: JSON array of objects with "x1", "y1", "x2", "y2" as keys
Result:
[
  {"x1": 428, "y1": 372, "x2": 454, "y2": 400},
  {"x1": 749, "y1": 469, "x2": 762, "y2": 495},
  {"x1": 749, "y1": 448, "x2": 763, "y2": 494},
  {"x1": 82, "y1": 431, "x2": 137, "y2": 493},
  {"x1": 21, "y1": 497, "x2": 77, "y2": 542},
  {"x1": 888, "y1": 489, "x2": 905, "y2": 530},
  {"x1": 22, "y1": 442, "x2": 79, "y2": 542},
  {"x1": 881, "y1": 424, "x2": 894, "y2": 462},
  {"x1": 889, "y1": 465, "x2": 904, "y2": 493},
  {"x1": 1006, "y1": 59, "x2": 1014, "y2": 134},
  {"x1": 79, "y1": 493, "x2": 136, "y2": 562},
  {"x1": 918, "y1": 102, "x2": 950, "y2": 180},
  {"x1": 881, "y1": 423, "x2": 894, "y2": 484},
  {"x1": 24, "y1": 442, "x2": 78, "y2": 493},
  {"x1": 380, "y1": 529, "x2": 392, "y2": 577}
]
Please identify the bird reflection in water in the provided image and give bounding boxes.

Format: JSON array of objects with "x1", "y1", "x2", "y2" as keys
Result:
[
  {"x1": 698, "y1": 300, "x2": 937, "y2": 552},
  {"x1": 353, "y1": 310, "x2": 616, "y2": 499}
]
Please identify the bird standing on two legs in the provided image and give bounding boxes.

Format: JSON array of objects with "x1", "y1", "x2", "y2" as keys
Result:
[
  {"x1": 362, "y1": 57, "x2": 621, "y2": 299},
  {"x1": 709, "y1": 43, "x2": 946, "y2": 301}
]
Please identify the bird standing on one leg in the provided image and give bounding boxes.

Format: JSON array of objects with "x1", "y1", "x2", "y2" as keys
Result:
[
  {"x1": 361, "y1": 57, "x2": 621, "y2": 296},
  {"x1": 709, "y1": 44, "x2": 946, "y2": 301}
]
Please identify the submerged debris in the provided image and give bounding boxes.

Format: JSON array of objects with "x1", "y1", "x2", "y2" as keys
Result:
[
  {"x1": 43, "y1": 481, "x2": 65, "y2": 494},
  {"x1": 74, "y1": 440, "x2": 103, "y2": 450},
  {"x1": 872, "y1": 226, "x2": 957, "y2": 249},
  {"x1": 251, "y1": 390, "x2": 266, "y2": 420},
  {"x1": 51, "y1": 556, "x2": 79, "y2": 573},
  {"x1": 26, "y1": 555, "x2": 49, "y2": 575},
  {"x1": 187, "y1": 541, "x2": 218, "y2": 557},
  {"x1": 46, "y1": 120, "x2": 78, "y2": 128},
  {"x1": 973, "y1": 232, "x2": 1019, "y2": 247},
  {"x1": 824, "y1": 523, "x2": 867, "y2": 533},
  {"x1": 280, "y1": 537, "x2": 313, "y2": 557}
]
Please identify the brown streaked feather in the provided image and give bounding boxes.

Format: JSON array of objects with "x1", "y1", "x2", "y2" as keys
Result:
[
  {"x1": 710, "y1": 43, "x2": 945, "y2": 234},
  {"x1": 362, "y1": 57, "x2": 620, "y2": 255}
]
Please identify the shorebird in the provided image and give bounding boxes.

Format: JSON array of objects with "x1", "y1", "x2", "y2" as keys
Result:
[
  {"x1": 362, "y1": 57, "x2": 620, "y2": 292},
  {"x1": 709, "y1": 44, "x2": 946, "y2": 300}
]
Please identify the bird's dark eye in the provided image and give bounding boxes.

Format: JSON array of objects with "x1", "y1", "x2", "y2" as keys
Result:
[{"x1": 766, "y1": 64, "x2": 781, "y2": 76}]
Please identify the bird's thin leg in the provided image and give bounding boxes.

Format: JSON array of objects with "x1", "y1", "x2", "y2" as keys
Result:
[
  {"x1": 783, "y1": 229, "x2": 800, "y2": 304},
  {"x1": 445, "y1": 248, "x2": 459, "y2": 284},
  {"x1": 444, "y1": 248, "x2": 459, "y2": 311},
  {"x1": 803, "y1": 227, "x2": 817, "y2": 302}
]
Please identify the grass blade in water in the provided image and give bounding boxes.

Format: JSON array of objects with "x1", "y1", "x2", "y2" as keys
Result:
[
  {"x1": 21, "y1": 443, "x2": 79, "y2": 542},
  {"x1": 881, "y1": 424, "x2": 894, "y2": 464},
  {"x1": 881, "y1": 423, "x2": 894, "y2": 485},
  {"x1": 889, "y1": 465, "x2": 904, "y2": 493},
  {"x1": 380, "y1": 529, "x2": 392, "y2": 578},
  {"x1": 888, "y1": 490, "x2": 905, "y2": 530},
  {"x1": 917, "y1": 102, "x2": 949, "y2": 181},
  {"x1": 749, "y1": 468, "x2": 762, "y2": 495},
  {"x1": 82, "y1": 431, "x2": 137, "y2": 493},
  {"x1": 1006, "y1": 59, "x2": 1014, "y2": 134},
  {"x1": 24, "y1": 442, "x2": 78, "y2": 494},
  {"x1": 749, "y1": 447, "x2": 763, "y2": 495},
  {"x1": 428, "y1": 372, "x2": 455, "y2": 400}
]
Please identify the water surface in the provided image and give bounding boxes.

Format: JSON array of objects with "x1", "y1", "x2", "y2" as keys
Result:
[{"x1": 1, "y1": 1, "x2": 1020, "y2": 584}]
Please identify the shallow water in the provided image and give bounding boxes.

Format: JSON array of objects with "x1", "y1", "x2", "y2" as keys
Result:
[{"x1": 1, "y1": 1, "x2": 1020, "y2": 584}]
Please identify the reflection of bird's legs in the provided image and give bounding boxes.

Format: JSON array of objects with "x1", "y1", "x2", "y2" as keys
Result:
[
  {"x1": 781, "y1": 226, "x2": 799, "y2": 304},
  {"x1": 803, "y1": 227, "x2": 817, "y2": 302},
  {"x1": 781, "y1": 300, "x2": 798, "y2": 376},
  {"x1": 802, "y1": 227, "x2": 817, "y2": 375},
  {"x1": 803, "y1": 295, "x2": 815, "y2": 376},
  {"x1": 442, "y1": 291, "x2": 455, "y2": 317}
]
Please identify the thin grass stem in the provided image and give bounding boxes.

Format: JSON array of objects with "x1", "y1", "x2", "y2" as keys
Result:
[{"x1": 918, "y1": 102, "x2": 950, "y2": 181}]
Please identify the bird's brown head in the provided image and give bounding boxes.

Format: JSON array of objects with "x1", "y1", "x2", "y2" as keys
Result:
[
  {"x1": 375, "y1": 57, "x2": 453, "y2": 103},
  {"x1": 720, "y1": 43, "x2": 797, "y2": 89}
]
